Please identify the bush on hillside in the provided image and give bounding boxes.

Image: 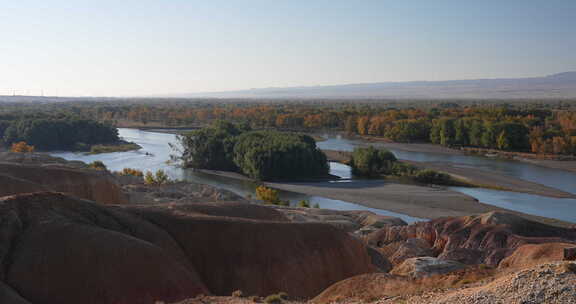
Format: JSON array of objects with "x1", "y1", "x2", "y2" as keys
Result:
[
  {"x1": 118, "y1": 168, "x2": 144, "y2": 177},
  {"x1": 144, "y1": 169, "x2": 171, "y2": 185},
  {"x1": 88, "y1": 160, "x2": 107, "y2": 170}
]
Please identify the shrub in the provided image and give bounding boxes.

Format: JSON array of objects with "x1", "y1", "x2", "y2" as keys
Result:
[
  {"x1": 118, "y1": 168, "x2": 143, "y2": 177},
  {"x1": 256, "y1": 185, "x2": 280, "y2": 204},
  {"x1": 144, "y1": 169, "x2": 171, "y2": 185},
  {"x1": 264, "y1": 292, "x2": 288, "y2": 304},
  {"x1": 391, "y1": 162, "x2": 419, "y2": 176},
  {"x1": 10, "y1": 141, "x2": 34, "y2": 153},
  {"x1": 312, "y1": 203, "x2": 320, "y2": 208},
  {"x1": 144, "y1": 171, "x2": 155, "y2": 185},
  {"x1": 413, "y1": 169, "x2": 452, "y2": 185},
  {"x1": 88, "y1": 160, "x2": 107, "y2": 170},
  {"x1": 298, "y1": 200, "x2": 311, "y2": 208},
  {"x1": 154, "y1": 169, "x2": 170, "y2": 185}
]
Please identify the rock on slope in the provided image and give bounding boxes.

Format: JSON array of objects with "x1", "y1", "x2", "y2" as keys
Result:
[
  {"x1": 0, "y1": 152, "x2": 126, "y2": 204},
  {"x1": 390, "y1": 257, "x2": 466, "y2": 278},
  {"x1": 0, "y1": 192, "x2": 376, "y2": 304},
  {"x1": 366, "y1": 211, "x2": 576, "y2": 267},
  {"x1": 498, "y1": 242, "x2": 576, "y2": 269}
]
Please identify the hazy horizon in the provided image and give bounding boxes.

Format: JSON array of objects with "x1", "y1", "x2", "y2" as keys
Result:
[{"x1": 2, "y1": 1, "x2": 575, "y2": 97}]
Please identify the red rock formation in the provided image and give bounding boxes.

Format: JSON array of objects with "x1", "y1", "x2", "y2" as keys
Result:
[
  {"x1": 0, "y1": 162, "x2": 126, "y2": 204},
  {"x1": 0, "y1": 192, "x2": 376, "y2": 304},
  {"x1": 366, "y1": 212, "x2": 576, "y2": 266},
  {"x1": 312, "y1": 273, "x2": 409, "y2": 304},
  {"x1": 498, "y1": 242, "x2": 576, "y2": 269}
]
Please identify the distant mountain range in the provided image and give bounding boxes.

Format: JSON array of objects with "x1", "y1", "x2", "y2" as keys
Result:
[{"x1": 179, "y1": 72, "x2": 576, "y2": 99}]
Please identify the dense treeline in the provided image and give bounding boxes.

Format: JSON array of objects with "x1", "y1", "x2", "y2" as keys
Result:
[
  {"x1": 175, "y1": 121, "x2": 329, "y2": 180},
  {"x1": 89, "y1": 102, "x2": 576, "y2": 155},
  {"x1": 0, "y1": 115, "x2": 119, "y2": 151},
  {"x1": 2, "y1": 98, "x2": 576, "y2": 155}
]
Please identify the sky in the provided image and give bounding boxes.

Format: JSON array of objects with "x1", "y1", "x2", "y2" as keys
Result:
[{"x1": 1, "y1": 0, "x2": 575, "y2": 97}]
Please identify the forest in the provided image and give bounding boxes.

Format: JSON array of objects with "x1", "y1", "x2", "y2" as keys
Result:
[
  {"x1": 1, "y1": 98, "x2": 575, "y2": 155},
  {"x1": 175, "y1": 121, "x2": 329, "y2": 180},
  {"x1": 0, "y1": 114, "x2": 120, "y2": 151}
]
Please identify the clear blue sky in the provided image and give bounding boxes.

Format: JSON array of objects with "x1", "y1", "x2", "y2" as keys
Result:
[{"x1": 1, "y1": 0, "x2": 575, "y2": 96}]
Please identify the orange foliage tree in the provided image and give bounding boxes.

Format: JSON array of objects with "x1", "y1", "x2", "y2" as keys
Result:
[{"x1": 10, "y1": 142, "x2": 35, "y2": 153}]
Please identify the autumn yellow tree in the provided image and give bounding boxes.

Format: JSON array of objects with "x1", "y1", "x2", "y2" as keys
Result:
[{"x1": 10, "y1": 142, "x2": 35, "y2": 153}]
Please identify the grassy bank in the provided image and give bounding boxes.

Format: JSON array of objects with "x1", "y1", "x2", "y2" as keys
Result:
[{"x1": 87, "y1": 142, "x2": 141, "y2": 154}]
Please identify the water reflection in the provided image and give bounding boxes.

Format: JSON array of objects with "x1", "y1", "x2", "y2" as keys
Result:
[{"x1": 452, "y1": 187, "x2": 576, "y2": 223}]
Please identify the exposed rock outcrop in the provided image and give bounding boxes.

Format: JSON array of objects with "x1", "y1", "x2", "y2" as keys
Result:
[
  {"x1": 0, "y1": 192, "x2": 376, "y2": 304},
  {"x1": 0, "y1": 152, "x2": 126, "y2": 204},
  {"x1": 271, "y1": 206, "x2": 407, "y2": 233},
  {"x1": 366, "y1": 211, "x2": 576, "y2": 267},
  {"x1": 390, "y1": 257, "x2": 466, "y2": 278},
  {"x1": 382, "y1": 238, "x2": 435, "y2": 266}
]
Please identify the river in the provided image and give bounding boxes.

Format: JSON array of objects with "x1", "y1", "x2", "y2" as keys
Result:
[
  {"x1": 52, "y1": 128, "x2": 576, "y2": 224},
  {"x1": 315, "y1": 134, "x2": 576, "y2": 223},
  {"x1": 52, "y1": 129, "x2": 423, "y2": 224}
]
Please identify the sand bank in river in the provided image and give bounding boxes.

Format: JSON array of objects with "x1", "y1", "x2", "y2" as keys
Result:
[
  {"x1": 322, "y1": 149, "x2": 575, "y2": 199},
  {"x1": 265, "y1": 179, "x2": 572, "y2": 228},
  {"x1": 198, "y1": 169, "x2": 572, "y2": 227}
]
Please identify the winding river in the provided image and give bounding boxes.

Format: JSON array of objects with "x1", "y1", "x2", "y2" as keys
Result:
[{"x1": 52, "y1": 129, "x2": 576, "y2": 224}]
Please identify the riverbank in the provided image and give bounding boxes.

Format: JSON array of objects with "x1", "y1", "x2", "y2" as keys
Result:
[
  {"x1": 356, "y1": 135, "x2": 576, "y2": 174},
  {"x1": 265, "y1": 179, "x2": 573, "y2": 228},
  {"x1": 195, "y1": 168, "x2": 573, "y2": 228},
  {"x1": 322, "y1": 149, "x2": 576, "y2": 199},
  {"x1": 87, "y1": 141, "x2": 142, "y2": 154}
]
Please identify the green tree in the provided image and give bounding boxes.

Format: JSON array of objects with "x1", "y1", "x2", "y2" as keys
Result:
[{"x1": 350, "y1": 146, "x2": 397, "y2": 177}]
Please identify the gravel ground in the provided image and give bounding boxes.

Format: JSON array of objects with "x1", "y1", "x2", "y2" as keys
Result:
[{"x1": 380, "y1": 262, "x2": 576, "y2": 304}]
